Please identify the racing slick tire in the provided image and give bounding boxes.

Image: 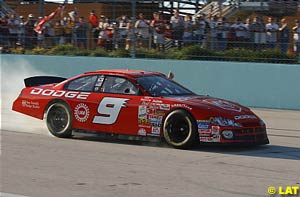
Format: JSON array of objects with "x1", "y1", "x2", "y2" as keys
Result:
[
  {"x1": 46, "y1": 102, "x2": 72, "y2": 138},
  {"x1": 163, "y1": 109, "x2": 198, "y2": 149}
]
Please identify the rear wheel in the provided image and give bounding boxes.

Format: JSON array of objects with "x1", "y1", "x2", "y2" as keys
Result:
[
  {"x1": 163, "y1": 109, "x2": 198, "y2": 149},
  {"x1": 46, "y1": 102, "x2": 72, "y2": 138}
]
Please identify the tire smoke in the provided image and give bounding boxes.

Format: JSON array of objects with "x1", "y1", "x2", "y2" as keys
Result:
[{"x1": 1, "y1": 58, "x2": 49, "y2": 135}]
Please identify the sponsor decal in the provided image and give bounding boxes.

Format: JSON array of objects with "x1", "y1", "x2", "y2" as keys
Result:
[
  {"x1": 199, "y1": 136, "x2": 220, "y2": 142},
  {"x1": 198, "y1": 126, "x2": 220, "y2": 142},
  {"x1": 159, "y1": 104, "x2": 170, "y2": 111},
  {"x1": 207, "y1": 100, "x2": 241, "y2": 112},
  {"x1": 151, "y1": 126, "x2": 161, "y2": 135},
  {"x1": 138, "y1": 118, "x2": 150, "y2": 124},
  {"x1": 234, "y1": 115, "x2": 257, "y2": 120},
  {"x1": 198, "y1": 129, "x2": 211, "y2": 137},
  {"x1": 149, "y1": 115, "x2": 162, "y2": 126},
  {"x1": 138, "y1": 124, "x2": 151, "y2": 129},
  {"x1": 211, "y1": 126, "x2": 219, "y2": 135},
  {"x1": 74, "y1": 103, "x2": 90, "y2": 122},
  {"x1": 94, "y1": 76, "x2": 105, "y2": 89},
  {"x1": 152, "y1": 100, "x2": 162, "y2": 103},
  {"x1": 197, "y1": 120, "x2": 210, "y2": 130},
  {"x1": 30, "y1": 88, "x2": 90, "y2": 100},
  {"x1": 200, "y1": 136, "x2": 213, "y2": 142},
  {"x1": 154, "y1": 110, "x2": 165, "y2": 116},
  {"x1": 21, "y1": 100, "x2": 40, "y2": 109},
  {"x1": 172, "y1": 96, "x2": 197, "y2": 101},
  {"x1": 211, "y1": 126, "x2": 220, "y2": 141},
  {"x1": 171, "y1": 103, "x2": 192, "y2": 110},
  {"x1": 138, "y1": 105, "x2": 147, "y2": 119},
  {"x1": 138, "y1": 128, "x2": 147, "y2": 136}
]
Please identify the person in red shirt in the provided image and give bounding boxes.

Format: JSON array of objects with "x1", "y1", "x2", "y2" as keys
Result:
[
  {"x1": 89, "y1": 10, "x2": 99, "y2": 44},
  {"x1": 150, "y1": 12, "x2": 166, "y2": 51}
]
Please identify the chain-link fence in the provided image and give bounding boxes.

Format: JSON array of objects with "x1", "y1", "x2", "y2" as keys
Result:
[{"x1": 0, "y1": 1, "x2": 299, "y2": 63}]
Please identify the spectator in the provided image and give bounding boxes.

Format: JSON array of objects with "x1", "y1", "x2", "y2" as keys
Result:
[
  {"x1": 230, "y1": 18, "x2": 248, "y2": 48},
  {"x1": 150, "y1": 12, "x2": 165, "y2": 51},
  {"x1": 265, "y1": 17, "x2": 278, "y2": 49},
  {"x1": 278, "y1": 18, "x2": 290, "y2": 54},
  {"x1": 25, "y1": 14, "x2": 37, "y2": 48},
  {"x1": 75, "y1": 16, "x2": 88, "y2": 49},
  {"x1": 292, "y1": 20, "x2": 300, "y2": 55},
  {"x1": 249, "y1": 16, "x2": 266, "y2": 50},
  {"x1": 170, "y1": 9, "x2": 184, "y2": 49},
  {"x1": 164, "y1": 22, "x2": 173, "y2": 50},
  {"x1": 35, "y1": 16, "x2": 45, "y2": 48},
  {"x1": 125, "y1": 20, "x2": 134, "y2": 50},
  {"x1": 0, "y1": 15, "x2": 10, "y2": 48},
  {"x1": 215, "y1": 17, "x2": 230, "y2": 51},
  {"x1": 7, "y1": 13, "x2": 20, "y2": 48},
  {"x1": 97, "y1": 16, "x2": 111, "y2": 49},
  {"x1": 17, "y1": 16, "x2": 26, "y2": 46},
  {"x1": 209, "y1": 15, "x2": 218, "y2": 50},
  {"x1": 193, "y1": 15, "x2": 206, "y2": 46},
  {"x1": 89, "y1": 10, "x2": 99, "y2": 45},
  {"x1": 116, "y1": 15, "x2": 128, "y2": 49},
  {"x1": 44, "y1": 20, "x2": 55, "y2": 48},
  {"x1": 135, "y1": 13, "x2": 150, "y2": 48},
  {"x1": 182, "y1": 15, "x2": 193, "y2": 46},
  {"x1": 244, "y1": 18, "x2": 252, "y2": 49},
  {"x1": 53, "y1": 20, "x2": 64, "y2": 45},
  {"x1": 63, "y1": 17, "x2": 74, "y2": 44}
]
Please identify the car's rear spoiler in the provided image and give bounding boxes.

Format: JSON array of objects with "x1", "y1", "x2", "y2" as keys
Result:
[{"x1": 24, "y1": 76, "x2": 67, "y2": 87}]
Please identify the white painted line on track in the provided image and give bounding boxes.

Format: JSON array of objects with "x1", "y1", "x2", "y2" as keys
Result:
[{"x1": 0, "y1": 192, "x2": 30, "y2": 197}]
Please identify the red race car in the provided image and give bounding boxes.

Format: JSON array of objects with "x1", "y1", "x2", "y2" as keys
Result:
[{"x1": 12, "y1": 70, "x2": 269, "y2": 149}]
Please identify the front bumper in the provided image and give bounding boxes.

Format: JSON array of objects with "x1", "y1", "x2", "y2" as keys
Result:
[
  {"x1": 199, "y1": 126, "x2": 269, "y2": 145},
  {"x1": 221, "y1": 127, "x2": 269, "y2": 144}
]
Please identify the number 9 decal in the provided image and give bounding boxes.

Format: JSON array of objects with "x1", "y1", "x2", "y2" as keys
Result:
[{"x1": 92, "y1": 97, "x2": 129, "y2": 125}]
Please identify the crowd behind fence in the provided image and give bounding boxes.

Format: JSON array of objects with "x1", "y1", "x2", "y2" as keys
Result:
[{"x1": 1, "y1": 8, "x2": 300, "y2": 56}]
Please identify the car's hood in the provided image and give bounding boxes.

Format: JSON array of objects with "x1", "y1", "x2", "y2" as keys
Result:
[{"x1": 166, "y1": 95, "x2": 258, "y2": 119}]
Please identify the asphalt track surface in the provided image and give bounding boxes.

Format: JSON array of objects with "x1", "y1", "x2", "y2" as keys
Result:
[{"x1": 1, "y1": 108, "x2": 300, "y2": 197}]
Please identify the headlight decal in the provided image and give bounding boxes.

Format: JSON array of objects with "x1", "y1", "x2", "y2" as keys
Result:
[{"x1": 210, "y1": 117, "x2": 242, "y2": 127}]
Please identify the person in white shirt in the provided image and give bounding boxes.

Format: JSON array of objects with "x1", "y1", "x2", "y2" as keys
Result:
[
  {"x1": 8, "y1": 13, "x2": 20, "y2": 48},
  {"x1": 193, "y1": 15, "x2": 206, "y2": 46},
  {"x1": 292, "y1": 20, "x2": 300, "y2": 55},
  {"x1": 170, "y1": 9, "x2": 184, "y2": 49},
  {"x1": 209, "y1": 15, "x2": 218, "y2": 50},
  {"x1": 265, "y1": 17, "x2": 279, "y2": 49},
  {"x1": 215, "y1": 17, "x2": 230, "y2": 51},
  {"x1": 135, "y1": 13, "x2": 150, "y2": 48},
  {"x1": 182, "y1": 15, "x2": 194, "y2": 46},
  {"x1": 249, "y1": 16, "x2": 266, "y2": 50},
  {"x1": 230, "y1": 18, "x2": 248, "y2": 48}
]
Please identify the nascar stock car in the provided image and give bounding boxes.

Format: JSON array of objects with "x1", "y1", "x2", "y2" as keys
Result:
[{"x1": 12, "y1": 69, "x2": 269, "y2": 149}]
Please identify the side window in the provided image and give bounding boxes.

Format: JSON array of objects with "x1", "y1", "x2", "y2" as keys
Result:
[
  {"x1": 65, "y1": 75, "x2": 98, "y2": 92},
  {"x1": 100, "y1": 76, "x2": 139, "y2": 95}
]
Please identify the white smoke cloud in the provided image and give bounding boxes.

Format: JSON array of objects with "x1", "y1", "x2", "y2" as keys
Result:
[{"x1": 1, "y1": 58, "x2": 50, "y2": 135}]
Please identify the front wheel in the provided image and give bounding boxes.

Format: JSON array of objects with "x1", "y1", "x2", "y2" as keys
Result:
[
  {"x1": 163, "y1": 109, "x2": 198, "y2": 149},
  {"x1": 46, "y1": 102, "x2": 72, "y2": 138}
]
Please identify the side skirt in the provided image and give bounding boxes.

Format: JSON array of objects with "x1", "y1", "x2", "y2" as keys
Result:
[{"x1": 73, "y1": 129, "x2": 162, "y2": 143}]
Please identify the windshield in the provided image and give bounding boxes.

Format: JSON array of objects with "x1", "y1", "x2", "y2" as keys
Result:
[{"x1": 137, "y1": 75, "x2": 195, "y2": 97}]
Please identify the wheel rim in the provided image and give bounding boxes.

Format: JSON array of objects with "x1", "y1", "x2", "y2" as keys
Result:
[
  {"x1": 48, "y1": 105, "x2": 69, "y2": 133},
  {"x1": 166, "y1": 114, "x2": 191, "y2": 144}
]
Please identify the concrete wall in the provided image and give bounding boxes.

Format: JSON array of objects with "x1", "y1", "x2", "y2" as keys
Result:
[{"x1": 1, "y1": 54, "x2": 300, "y2": 110}]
